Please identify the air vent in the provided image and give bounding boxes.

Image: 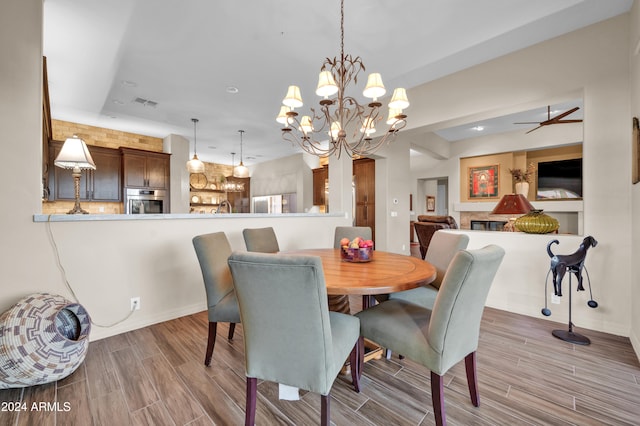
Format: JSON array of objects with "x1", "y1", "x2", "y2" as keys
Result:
[{"x1": 133, "y1": 97, "x2": 158, "y2": 108}]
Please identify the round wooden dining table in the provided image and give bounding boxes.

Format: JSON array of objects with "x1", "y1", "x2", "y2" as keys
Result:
[
  {"x1": 283, "y1": 248, "x2": 436, "y2": 302},
  {"x1": 283, "y1": 248, "x2": 436, "y2": 365}
]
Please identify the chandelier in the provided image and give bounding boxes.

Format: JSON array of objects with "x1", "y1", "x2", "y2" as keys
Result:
[
  {"x1": 220, "y1": 153, "x2": 245, "y2": 192},
  {"x1": 276, "y1": 0, "x2": 409, "y2": 158}
]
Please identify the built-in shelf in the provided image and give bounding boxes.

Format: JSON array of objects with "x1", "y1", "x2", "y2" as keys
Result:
[
  {"x1": 190, "y1": 188, "x2": 225, "y2": 193},
  {"x1": 191, "y1": 203, "x2": 220, "y2": 207},
  {"x1": 454, "y1": 200, "x2": 583, "y2": 213}
]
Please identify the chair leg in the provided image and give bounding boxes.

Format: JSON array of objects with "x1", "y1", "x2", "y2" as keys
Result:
[
  {"x1": 245, "y1": 377, "x2": 257, "y2": 426},
  {"x1": 228, "y1": 322, "x2": 236, "y2": 340},
  {"x1": 321, "y1": 393, "x2": 330, "y2": 426},
  {"x1": 357, "y1": 336, "x2": 365, "y2": 380},
  {"x1": 205, "y1": 322, "x2": 217, "y2": 366},
  {"x1": 349, "y1": 337, "x2": 361, "y2": 392},
  {"x1": 465, "y1": 351, "x2": 480, "y2": 407},
  {"x1": 431, "y1": 371, "x2": 446, "y2": 426}
]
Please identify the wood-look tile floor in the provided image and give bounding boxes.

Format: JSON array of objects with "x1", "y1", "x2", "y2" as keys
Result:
[{"x1": 1, "y1": 302, "x2": 639, "y2": 426}]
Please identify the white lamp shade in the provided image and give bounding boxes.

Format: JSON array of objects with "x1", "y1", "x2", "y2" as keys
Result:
[
  {"x1": 360, "y1": 117, "x2": 377, "y2": 136},
  {"x1": 186, "y1": 155, "x2": 205, "y2": 174},
  {"x1": 329, "y1": 122, "x2": 341, "y2": 139},
  {"x1": 389, "y1": 88, "x2": 410, "y2": 110},
  {"x1": 282, "y1": 85, "x2": 303, "y2": 108},
  {"x1": 54, "y1": 137, "x2": 96, "y2": 170},
  {"x1": 276, "y1": 106, "x2": 291, "y2": 125},
  {"x1": 299, "y1": 115, "x2": 313, "y2": 134},
  {"x1": 386, "y1": 108, "x2": 403, "y2": 125},
  {"x1": 362, "y1": 73, "x2": 386, "y2": 100},
  {"x1": 315, "y1": 71, "x2": 339, "y2": 98}
]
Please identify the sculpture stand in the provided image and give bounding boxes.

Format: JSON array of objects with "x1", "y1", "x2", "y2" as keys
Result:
[{"x1": 552, "y1": 274, "x2": 590, "y2": 345}]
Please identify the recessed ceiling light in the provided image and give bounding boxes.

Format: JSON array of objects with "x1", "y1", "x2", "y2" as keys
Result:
[
  {"x1": 121, "y1": 80, "x2": 137, "y2": 87},
  {"x1": 226, "y1": 86, "x2": 239, "y2": 94},
  {"x1": 112, "y1": 99, "x2": 124, "y2": 105},
  {"x1": 471, "y1": 126, "x2": 484, "y2": 131},
  {"x1": 207, "y1": 146, "x2": 217, "y2": 149}
]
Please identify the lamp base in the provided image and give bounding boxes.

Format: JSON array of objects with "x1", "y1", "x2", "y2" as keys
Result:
[
  {"x1": 67, "y1": 197, "x2": 89, "y2": 215},
  {"x1": 552, "y1": 329, "x2": 590, "y2": 345},
  {"x1": 67, "y1": 205, "x2": 90, "y2": 215}
]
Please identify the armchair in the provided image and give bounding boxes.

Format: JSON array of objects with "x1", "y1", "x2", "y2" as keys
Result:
[{"x1": 414, "y1": 215, "x2": 458, "y2": 259}]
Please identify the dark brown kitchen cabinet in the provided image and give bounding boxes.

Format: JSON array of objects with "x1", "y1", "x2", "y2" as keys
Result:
[
  {"x1": 49, "y1": 140, "x2": 122, "y2": 201},
  {"x1": 312, "y1": 166, "x2": 328, "y2": 206},
  {"x1": 121, "y1": 148, "x2": 170, "y2": 190},
  {"x1": 353, "y1": 158, "x2": 375, "y2": 240}
]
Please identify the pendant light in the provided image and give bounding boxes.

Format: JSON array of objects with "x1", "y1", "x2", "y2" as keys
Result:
[
  {"x1": 186, "y1": 118, "x2": 205, "y2": 173},
  {"x1": 233, "y1": 129, "x2": 250, "y2": 178}
]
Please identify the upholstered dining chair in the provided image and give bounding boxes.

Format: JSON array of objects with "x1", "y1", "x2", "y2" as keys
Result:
[
  {"x1": 192, "y1": 232, "x2": 241, "y2": 367},
  {"x1": 333, "y1": 226, "x2": 372, "y2": 248},
  {"x1": 388, "y1": 230, "x2": 470, "y2": 309},
  {"x1": 227, "y1": 251, "x2": 362, "y2": 426},
  {"x1": 356, "y1": 245, "x2": 505, "y2": 426},
  {"x1": 242, "y1": 227, "x2": 280, "y2": 253}
]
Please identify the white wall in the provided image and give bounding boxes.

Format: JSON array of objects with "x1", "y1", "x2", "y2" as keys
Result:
[
  {"x1": 163, "y1": 133, "x2": 190, "y2": 214},
  {"x1": 407, "y1": 14, "x2": 633, "y2": 337},
  {"x1": 629, "y1": 0, "x2": 640, "y2": 356},
  {"x1": 249, "y1": 153, "x2": 312, "y2": 213}
]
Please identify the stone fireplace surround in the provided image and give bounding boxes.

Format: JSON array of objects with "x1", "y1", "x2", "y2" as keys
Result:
[{"x1": 454, "y1": 200, "x2": 583, "y2": 234}]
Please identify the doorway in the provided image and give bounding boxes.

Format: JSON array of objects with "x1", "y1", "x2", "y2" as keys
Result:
[{"x1": 417, "y1": 177, "x2": 449, "y2": 217}]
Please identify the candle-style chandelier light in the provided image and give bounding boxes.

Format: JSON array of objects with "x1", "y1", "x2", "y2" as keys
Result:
[{"x1": 276, "y1": 0, "x2": 409, "y2": 158}]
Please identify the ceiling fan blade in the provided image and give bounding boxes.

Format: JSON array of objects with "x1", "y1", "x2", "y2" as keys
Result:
[
  {"x1": 526, "y1": 125, "x2": 543, "y2": 134},
  {"x1": 514, "y1": 121, "x2": 541, "y2": 125},
  {"x1": 555, "y1": 119, "x2": 583, "y2": 123},
  {"x1": 551, "y1": 106, "x2": 580, "y2": 121}
]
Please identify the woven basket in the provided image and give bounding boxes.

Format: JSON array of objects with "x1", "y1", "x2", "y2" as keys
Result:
[{"x1": 0, "y1": 293, "x2": 91, "y2": 389}]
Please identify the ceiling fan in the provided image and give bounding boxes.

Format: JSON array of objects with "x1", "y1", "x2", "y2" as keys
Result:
[{"x1": 515, "y1": 105, "x2": 583, "y2": 134}]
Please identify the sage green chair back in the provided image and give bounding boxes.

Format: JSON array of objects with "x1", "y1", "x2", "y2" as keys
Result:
[
  {"x1": 242, "y1": 227, "x2": 280, "y2": 253},
  {"x1": 389, "y1": 231, "x2": 469, "y2": 308},
  {"x1": 192, "y1": 232, "x2": 240, "y2": 366},
  {"x1": 228, "y1": 251, "x2": 362, "y2": 425},
  {"x1": 424, "y1": 231, "x2": 470, "y2": 290},
  {"x1": 333, "y1": 226, "x2": 372, "y2": 248},
  {"x1": 356, "y1": 245, "x2": 504, "y2": 425},
  {"x1": 227, "y1": 251, "x2": 360, "y2": 395}
]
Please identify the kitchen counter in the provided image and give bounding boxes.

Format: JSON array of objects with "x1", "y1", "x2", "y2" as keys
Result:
[{"x1": 33, "y1": 212, "x2": 345, "y2": 223}]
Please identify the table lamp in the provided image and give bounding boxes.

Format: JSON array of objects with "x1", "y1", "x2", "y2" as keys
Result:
[
  {"x1": 491, "y1": 194, "x2": 534, "y2": 231},
  {"x1": 54, "y1": 136, "x2": 96, "y2": 214}
]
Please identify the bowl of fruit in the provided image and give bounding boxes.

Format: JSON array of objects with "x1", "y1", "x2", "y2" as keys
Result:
[{"x1": 339, "y1": 237, "x2": 374, "y2": 263}]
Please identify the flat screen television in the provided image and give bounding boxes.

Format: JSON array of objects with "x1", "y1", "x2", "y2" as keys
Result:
[{"x1": 536, "y1": 158, "x2": 582, "y2": 199}]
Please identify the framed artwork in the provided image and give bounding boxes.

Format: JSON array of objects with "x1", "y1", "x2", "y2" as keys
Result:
[
  {"x1": 468, "y1": 165, "x2": 499, "y2": 198},
  {"x1": 633, "y1": 117, "x2": 639, "y2": 184},
  {"x1": 426, "y1": 195, "x2": 435, "y2": 212}
]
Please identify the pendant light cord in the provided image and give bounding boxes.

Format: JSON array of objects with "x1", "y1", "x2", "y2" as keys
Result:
[{"x1": 192, "y1": 118, "x2": 199, "y2": 156}]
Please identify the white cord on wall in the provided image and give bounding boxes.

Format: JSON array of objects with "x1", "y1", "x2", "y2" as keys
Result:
[{"x1": 46, "y1": 215, "x2": 137, "y2": 328}]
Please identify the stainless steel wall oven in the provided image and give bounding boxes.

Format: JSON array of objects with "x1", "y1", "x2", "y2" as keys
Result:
[{"x1": 125, "y1": 188, "x2": 167, "y2": 214}]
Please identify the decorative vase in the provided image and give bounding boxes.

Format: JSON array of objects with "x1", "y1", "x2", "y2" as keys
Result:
[
  {"x1": 515, "y1": 181, "x2": 530, "y2": 198},
  {"x1": 515, "y1": 209, "x2": 559, "y2": 234},
  {"x1": 0, "y1": 293, "x2": 91, "y2": 389}
]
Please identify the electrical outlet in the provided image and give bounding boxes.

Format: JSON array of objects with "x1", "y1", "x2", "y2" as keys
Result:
[{"x1": 131, "y1": 297, "x2": 141, "y2": 311}]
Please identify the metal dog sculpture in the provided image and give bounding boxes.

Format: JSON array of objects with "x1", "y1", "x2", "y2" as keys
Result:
[{"x1": 547, "y1": 236, "x2": 597, "y2": 297}]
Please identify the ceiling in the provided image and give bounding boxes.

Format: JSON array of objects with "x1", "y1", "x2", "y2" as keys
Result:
[{"x1": 43, "y1": 0, "x2": 632, "y2": 166}]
